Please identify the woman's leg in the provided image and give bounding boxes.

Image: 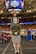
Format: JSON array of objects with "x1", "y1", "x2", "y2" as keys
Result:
[
  {"x1": 17, "y1": 43, "x2": 20, "y2": 53},
  {"x1": 13, "y1": 43, "x2": 17, "y2": 53}
]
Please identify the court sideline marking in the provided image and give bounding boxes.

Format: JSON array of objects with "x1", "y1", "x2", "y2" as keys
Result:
[{"x1": 1, "y1": 40, "x2": 11, "y2": 54}]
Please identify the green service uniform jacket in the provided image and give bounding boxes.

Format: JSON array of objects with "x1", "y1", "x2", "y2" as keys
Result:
[{"x1": 12, "y1": 24, "x2": 21, "y2": 35}]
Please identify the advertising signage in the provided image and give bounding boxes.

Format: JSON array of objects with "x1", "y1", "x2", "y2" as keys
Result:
[
  {"x1": 20, "y1": 22, "x2": 33, "y2": 25},
  {"x1": 20, "y1": 21, "x2": 36, "y2": 25},
  {"x1": 0, "y1": 22, "x2": 11, "y2": 25},
  {"x1": 34, "y1": 21, "x2": 36, "y2": 24},
  {"x1": 0, "y1": 21, "x2": 36, "y2": 25}
]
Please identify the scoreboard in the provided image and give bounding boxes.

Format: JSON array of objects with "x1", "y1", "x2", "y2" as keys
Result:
[{"x1": 5, "y1": 0, "x2": 24, "y2": 11}]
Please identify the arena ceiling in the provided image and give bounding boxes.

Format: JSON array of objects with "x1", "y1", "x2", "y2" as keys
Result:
[{"x1": 0, "y1": 0, "x2": 36, "y2": 13}]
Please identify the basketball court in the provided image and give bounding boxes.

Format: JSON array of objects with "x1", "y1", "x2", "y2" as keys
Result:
[{"x1": 0, "y1": 37, "x2": 36, "y2": 54}]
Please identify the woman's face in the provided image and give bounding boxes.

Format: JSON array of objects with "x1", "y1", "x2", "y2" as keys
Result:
[
  {"x1": 13, "y1": 18, "x2": 18, "y2": 24},
  {"x1": 15, "y1": 32, "x2": 18, "y2": 35}
]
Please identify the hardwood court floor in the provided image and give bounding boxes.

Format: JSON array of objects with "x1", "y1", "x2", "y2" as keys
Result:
[{"x1": 0, "y1": 36, "x2": 36, "y2": 54}]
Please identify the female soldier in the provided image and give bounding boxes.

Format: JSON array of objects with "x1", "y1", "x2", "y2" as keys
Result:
[{"x1": 11, "y1": 17, "x2": 21, "y2": 54}]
